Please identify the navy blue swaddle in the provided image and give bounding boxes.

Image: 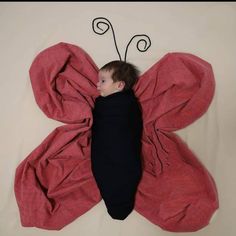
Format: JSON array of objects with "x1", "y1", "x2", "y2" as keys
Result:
[{"x1": 91, "y1": 88, "x2": 143, "y2": 220}]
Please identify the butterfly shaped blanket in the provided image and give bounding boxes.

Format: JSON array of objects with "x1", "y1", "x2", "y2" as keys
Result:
[{"x1": 14, "y1": 42, "x2": 219, "y2": 232}]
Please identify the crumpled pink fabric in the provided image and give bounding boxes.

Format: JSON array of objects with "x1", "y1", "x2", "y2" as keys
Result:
[{"x1": 14, "y1": 42, "x2": 219, "y2": 232}]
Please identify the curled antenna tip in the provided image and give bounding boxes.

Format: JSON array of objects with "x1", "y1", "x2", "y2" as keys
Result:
[
  {"x1": 124, "y1": 34, "x2": 152, "y2": 62},
  {"x1": 92, "y1": 17, "x2": 122, "y2": 61}
]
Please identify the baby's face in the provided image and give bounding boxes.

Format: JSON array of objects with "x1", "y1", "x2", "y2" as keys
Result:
[{"x1": 97, "y1": 70, "x2": 121, "y2": 97}]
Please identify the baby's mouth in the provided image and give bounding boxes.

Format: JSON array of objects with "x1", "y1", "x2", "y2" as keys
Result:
[{"x1": 97, "y1": 89, "x2": 103, "y2": 95}]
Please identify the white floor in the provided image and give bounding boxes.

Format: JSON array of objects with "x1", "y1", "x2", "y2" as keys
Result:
[{"x1": 0, "y1": 2, "x2": 235, "y2": 236}]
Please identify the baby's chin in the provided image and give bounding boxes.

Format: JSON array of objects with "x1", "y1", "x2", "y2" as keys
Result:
[
  {"x1": 99, "y1": 91, "x2": 119, "y2": 97},
  {"x1": 100, "y1": 92, "x2": 112, "y2": 97},
  {"x1": 99, "y1": 91, "x2": 105, "y2": 97}
]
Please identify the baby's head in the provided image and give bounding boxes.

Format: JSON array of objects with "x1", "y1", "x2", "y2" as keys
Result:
[{"x1": 97, "y1": 60, "x2": 139, "y2": 97}]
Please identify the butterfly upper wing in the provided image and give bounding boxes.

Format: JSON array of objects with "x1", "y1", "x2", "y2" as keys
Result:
[
  {"x1": 133, "y1": 53, "x2": 219, "y2": 232},
  {"x1": 134, "y1": 52, "x2": 215, "y2": 131},
  {"x1": 29, "y1": 42, "x2": 99, "y2": 124},
  {"x1": 14, "y1": 43, "x2": 101, "y2": 230}
]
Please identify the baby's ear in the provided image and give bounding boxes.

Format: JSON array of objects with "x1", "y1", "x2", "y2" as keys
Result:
[{"x1": 118, "y1": 81, "x2": 125, "y2": 90}]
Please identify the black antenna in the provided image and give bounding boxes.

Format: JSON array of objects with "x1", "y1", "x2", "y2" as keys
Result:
[
  {"x1": 124, "y1": 34, "x2": 151, "y2": 62},
  {"x1": 92, "y1": 17, "x2": 122, "y2": 61},
  {"x1": 92, "y1": 17, "x2": 152, "y2": 62}
]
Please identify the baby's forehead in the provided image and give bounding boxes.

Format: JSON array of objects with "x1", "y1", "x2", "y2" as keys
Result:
[{"x1": 98, "y1": 69, "x2": 114, "y2": 79}]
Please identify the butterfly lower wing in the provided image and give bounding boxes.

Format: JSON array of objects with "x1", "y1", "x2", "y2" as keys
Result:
[
  {"x1": 14, "y1": 123, "x2": 101, "y2": 230},
  {"x1": 135, "y1": 130, "x2": 219, "y2": 232}
]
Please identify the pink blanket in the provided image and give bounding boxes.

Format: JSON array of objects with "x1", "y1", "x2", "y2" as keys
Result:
[{"x1": 14, "y1": 42, "x2": 219, "y2": 232}]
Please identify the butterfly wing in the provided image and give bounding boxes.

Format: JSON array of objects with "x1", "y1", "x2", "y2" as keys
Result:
[
  {"x1": 133, "y1": 53, "x2": 219, "y2": 232},
  {"x1": 29, "y1": 42, "x2": 99, "y2": 123},
  {"x1": 14, "y1": 43, "x2": 101, "y2": 230},
  {"x1": 134, "y1": 52, "x2": 215, "y2": 131}
]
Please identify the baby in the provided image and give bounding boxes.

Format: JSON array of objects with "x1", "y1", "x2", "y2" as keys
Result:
[{"x1": 91, "y1": 60, "x2": 143, "y2": 220}]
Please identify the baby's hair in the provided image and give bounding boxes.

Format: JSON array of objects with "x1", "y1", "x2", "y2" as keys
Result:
[{"x1": 100, "y1": 60, "x2": 140, "y2": 90}]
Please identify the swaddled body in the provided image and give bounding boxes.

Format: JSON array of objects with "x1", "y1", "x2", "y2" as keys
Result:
[{"x1": 91, "y1": 88, "x2": 143, "y2": 220}]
